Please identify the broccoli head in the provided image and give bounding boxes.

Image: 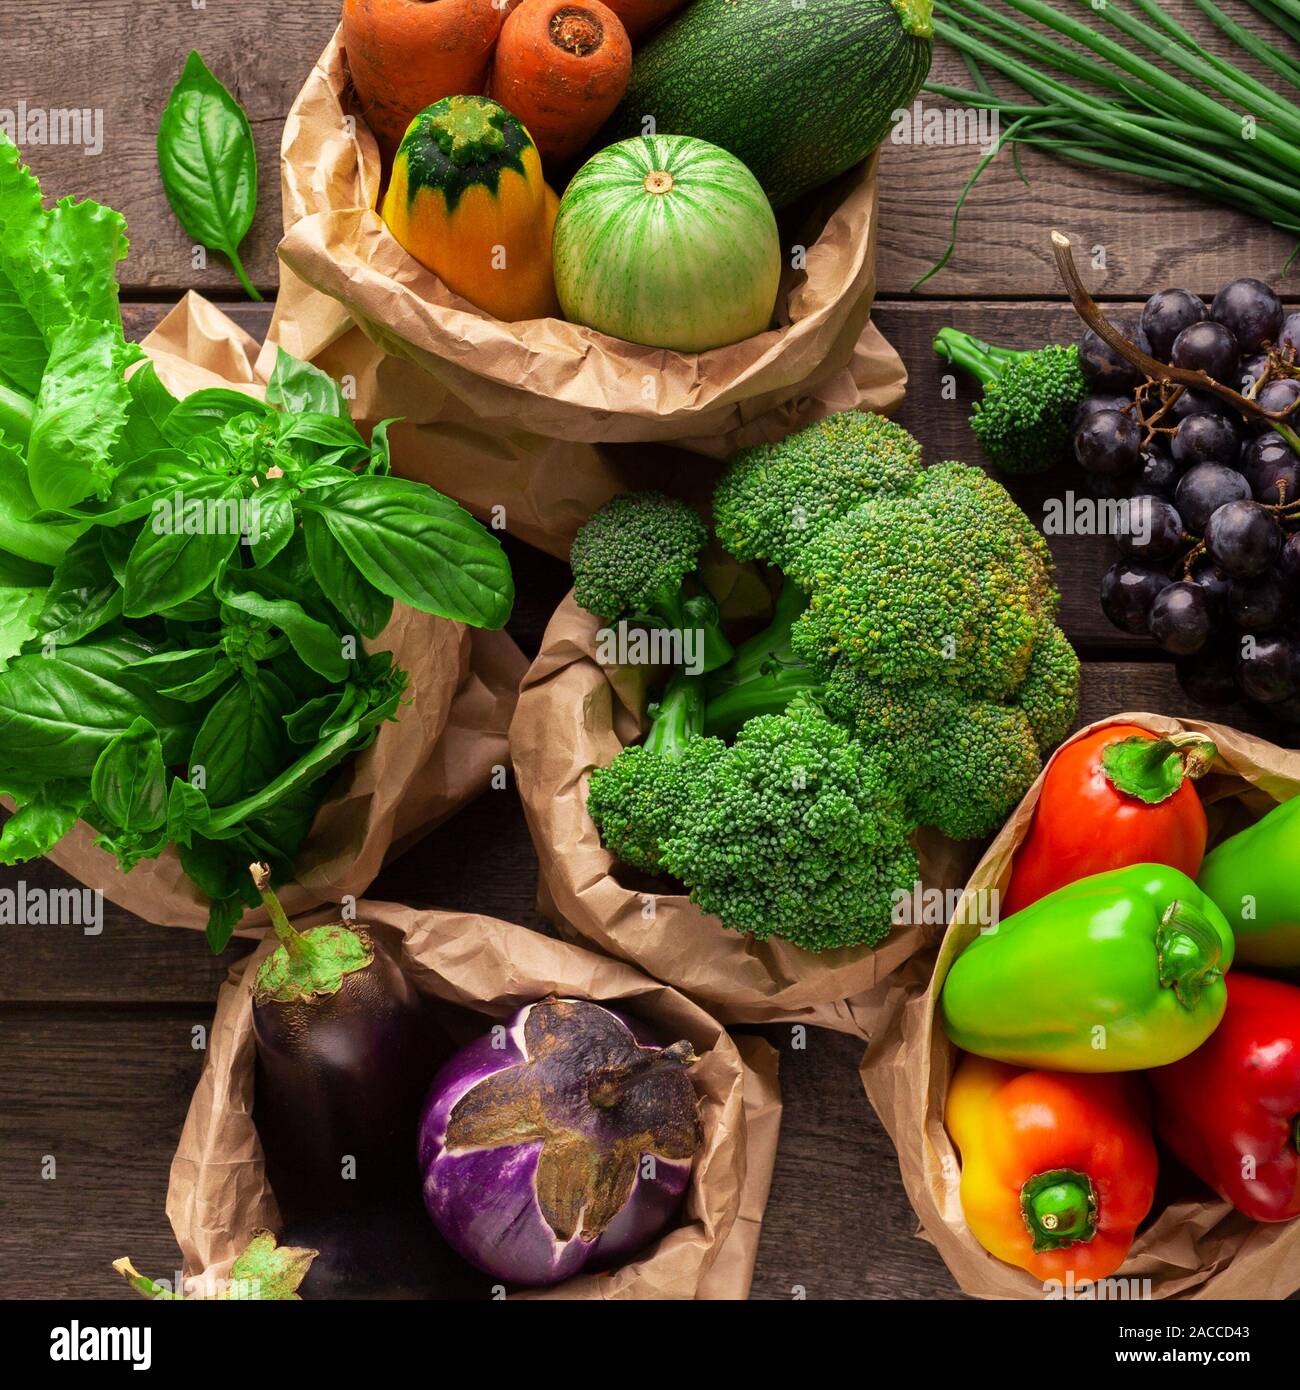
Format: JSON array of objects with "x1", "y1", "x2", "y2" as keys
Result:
[
  {"x1": 823, "y1": 667, "x2": 1042, "y2": 841},
  {"x1": 1014, "y1": 620, "x2": 1081, "y2": 754},
  {"x1": 791, "y1": 461, "x2": 1058, "y2": 700},
  {"x1": 712, "y1": 411, "x2": 922, "y2": 582},
  {"x1": 933, "y1": 328, "x2": 1088, "y2": 475},
  {"x1": 660, "y1": 698, "x2": 918, "y2": 951},
  {"x1": 587, "y1": 674, "x2": 726, "y2": 873},
  {"x1": 569, "y1": 490, "x2": 732, "y2": 672}
]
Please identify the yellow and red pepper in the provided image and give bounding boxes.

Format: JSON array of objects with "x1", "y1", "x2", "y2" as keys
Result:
[{"x1": 947, "y1": 1054, "x2": 1158, "y2": 1282}]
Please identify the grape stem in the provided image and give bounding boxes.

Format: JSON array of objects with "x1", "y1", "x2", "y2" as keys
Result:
[{"x1": 1051, "y1": 231, "x2": 1300, "y2": 455}]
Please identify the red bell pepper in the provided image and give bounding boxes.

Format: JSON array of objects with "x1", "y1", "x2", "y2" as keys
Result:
[
  {"x1": 1149, "y1": 973, "x2": 1300, "y2": 1223},
  {"x1": 1003, "y1": 723, "x2": 1214, "y2": 916}
]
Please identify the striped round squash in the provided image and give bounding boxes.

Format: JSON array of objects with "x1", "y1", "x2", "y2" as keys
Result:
[{"x1": 552, "y1": 135, "x2": 780, "y2": 353}]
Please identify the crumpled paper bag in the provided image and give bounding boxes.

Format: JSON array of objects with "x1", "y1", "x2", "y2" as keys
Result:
[
  {"x1": 166, "y1": 903, "x2": 783, "y2": 1300},
  {"x1": 510, "y1": 594, "x2": 979, "y2": 1035},
  {"x1": 860, "y1": 713, "x2": 1300, "y2": 1300},
  {"x1": 31, "y1": 294, "x2": 527, "y2": 934},
  {"x1": 261, "y1": 28, "x2": 908, "y2": 558}
]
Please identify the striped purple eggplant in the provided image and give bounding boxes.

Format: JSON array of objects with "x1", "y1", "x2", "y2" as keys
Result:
[{"x1": 419, "y1": 996, "x2": 702, "y2": 1287}]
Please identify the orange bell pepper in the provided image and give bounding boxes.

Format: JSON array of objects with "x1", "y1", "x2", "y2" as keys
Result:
[{"x1": 946, "y1": 1054, "x2": 1158, "y2": 1283}]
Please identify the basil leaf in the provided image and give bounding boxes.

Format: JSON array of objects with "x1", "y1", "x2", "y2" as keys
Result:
[
  {"x1": 188, "y1": 670, "x2": 295, "y2": 807},
  {"x1": 266, "y1": 348, "x2": 350, "y2": 420},
  {"x1": 165, "y1": 777, "x2": 211, "y2": 849},
  {"x1": 202, "y1": 885, "x2": 249, "y2": 954},
  {"x1": 0, "y1": 655, "x2": 151, "y2": 776},
  {"x1": 118, "y1": 363, "x2": 179, "y2": 460},
  {"x1": 0, "y1": 547, "x2": 51, "y2": 589},
  {"x1": 206, "y1": 720, "x2": 361, "y2": 832},
  {"x1": 90, "y1": 716, "x2": 167, "y2": 834},
  {"x1": 303, "y1": 510, "x2": 392, "y2": 639},
  {"x1": 130, "y1": 646, "x2": 235, "y2": 701},
  {"x1": 157, "y1": 52, "x2": 262, "y2": 302},
  {"x1": 165, "y1": 387, "x2": 268, "y2": 439},
  {"x1": 368, "y1": 418, "x2": 396, "y2": 475},
  {"x1": 276, "y1": 411, "x2": 364, "y2": 450},
  {"x1": 122, "y1": 477, "x2": 243, "y2": 616},
  {"x1": 34, "y1": 531, "x2": 122, "y2": 647},
  {"x1": 218, "y1": 585, "x2": 349, "y2": 683},
  {"x1": 248, "y1": 487, "x2": 295, "y2": 568},
  {"x1": 0, "y1": 781, "x2": 87, "y2": 864},
  {"x1": 303, "y1": 475, "x2": 513, "y2": 628},
  {"x1": 27, "y1": 318, "x2": 133, "y2": 510},
  {"x1": 56, "y1": 451, "x2": 207, "y2": 526}
]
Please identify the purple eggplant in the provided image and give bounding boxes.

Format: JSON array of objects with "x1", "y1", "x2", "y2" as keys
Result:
[
  {"x1": 249, "y1": 864, "x2": 439, "y2": 1221},
  {"x1": 419, "y1": 996, "x2": 702, "y2": 1287}
]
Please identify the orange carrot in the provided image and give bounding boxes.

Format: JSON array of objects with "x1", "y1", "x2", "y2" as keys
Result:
[
  {"x1": 343, "y1": 0, "x2": 506, "y2": 155},
  {"x1": 488, "y1": 0, "x2": 632, "y2": 165},
  {"x1": 599, "y1": 0, "x2": 690, "y2": 40}
]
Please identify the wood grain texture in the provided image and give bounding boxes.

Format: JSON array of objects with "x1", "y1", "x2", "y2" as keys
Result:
[{"x1": 3, "y1": 0, "x2": 1298, "y2": 297}]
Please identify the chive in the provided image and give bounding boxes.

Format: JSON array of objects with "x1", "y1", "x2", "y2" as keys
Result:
[
  {"x1": 1181, "y1": 0, "x2": 1300, "y2": 92},
  {"x1": 1242, "y1": 0, "x2": 1300, "y2": 48},
  {"x1": 922, "y1": 0, "x2": 1300, "y2": 280}
]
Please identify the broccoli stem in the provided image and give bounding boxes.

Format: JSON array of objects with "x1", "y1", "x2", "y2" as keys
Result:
[
  {"x1": 642, "y1": 583, "x2": 734, "y2": 674},
  {"x1": 644, "y1": 670, "x2": 707, "y2": 759},
  {"x1": 0, "y1": 381, "x2": 33, "y2": 447},
  {"x1": 933, "y1": 326, "x2": 1026, "y2": 388},
  {"x1": 703, "y1": 576, "x2": 823, "y2": 736}
]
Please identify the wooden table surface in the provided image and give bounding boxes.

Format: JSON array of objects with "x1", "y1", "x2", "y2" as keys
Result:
[{"x1": 3, "y1": 0, "x2": 1298, "y2": 1301}]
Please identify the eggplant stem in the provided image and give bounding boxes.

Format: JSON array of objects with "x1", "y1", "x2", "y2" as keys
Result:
[
  {"x1": 249, "y1": 861, "x2": 305, "y2": 960},
  {"x1": 1051, "y1": 230, "x2": 1300, "y2": 453},
  {"x1": 588, "y1": 1040, "x2": 698, "y2": 1107}
]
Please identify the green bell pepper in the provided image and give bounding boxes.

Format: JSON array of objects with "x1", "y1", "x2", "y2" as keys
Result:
[
  {"x1": 1199, "y1": 795, "x2": 1300, "y2": 968},
  {"x1": 940, "y1": 864, "x2": 1234, "y2": 1072}
]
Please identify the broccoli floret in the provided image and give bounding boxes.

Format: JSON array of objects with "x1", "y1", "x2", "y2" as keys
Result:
[
  {"x1": 933, "y1": 328, "x2": 1088, "y2": 474},
  {"x1": 791, "y1": 462, "x2": 1057, "y2": 700},
  {"x1": 712, "y1": 411, "x2": 922, "y2": 582},
  {"x1": 569, "y1": 491, "x2": 733, "y2": 672},
  {"x1": 823, "y1": 668, "x2": 1042, "y2": 841},
  {"x1": 587, "y1": 674, "x2": 725, "y2": 873},
  {"x1": 1015, "y1": 621, "x2": 1081, "y2": 754},
  {"x1": 661, "y1": 699, "x2": 918, "y2": 951}
]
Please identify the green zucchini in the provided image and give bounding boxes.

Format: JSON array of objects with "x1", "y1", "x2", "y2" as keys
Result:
[{"x1": 605, "y1": 0, "x2": 934, "y2": 209}]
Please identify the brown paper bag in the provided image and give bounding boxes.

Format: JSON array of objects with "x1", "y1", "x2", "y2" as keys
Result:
[
  {"x1": 510, "y1": 594, "x2": 979, "y2": 1035},
  {"x1": 166, "y1": 903, "x2": 783, "y2": 1300},
  {"x1": 860, "y1": 712, "x2": 1300, "y2": 1300},
  {"x1": 32, "y1": 295, "x2": 528, "y2": 934},
  {"x1": 262, "y1": 29, "x2": 908, "y2": 558}
]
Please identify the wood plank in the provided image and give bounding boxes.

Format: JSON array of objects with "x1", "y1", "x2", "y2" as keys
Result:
[
  {"x1": 0, "y1": 1010, "x2": 209, "y2": 1299},
  {"x1": 746, "y1": 1025, "x2": 962, "y2": 1300},
  {"x1": 4, "y1": 1, "x2": 1298, "y2": 298}
]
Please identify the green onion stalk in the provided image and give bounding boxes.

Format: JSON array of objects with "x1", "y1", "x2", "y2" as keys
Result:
[{"x1": 916, "y1": 0, "x2": 1300, "y2": 287}]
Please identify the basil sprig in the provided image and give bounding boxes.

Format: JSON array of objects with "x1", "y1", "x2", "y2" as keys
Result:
[{"x1": 0, "y1": 135, "x2": 515, "y2": 947}]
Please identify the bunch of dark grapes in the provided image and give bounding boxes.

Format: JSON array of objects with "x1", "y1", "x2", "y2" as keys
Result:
[{"x1": 1076, "y1": 278, "x2": 1300, "y2": 723}]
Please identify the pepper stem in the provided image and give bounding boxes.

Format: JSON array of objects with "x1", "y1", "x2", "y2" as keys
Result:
[
  {"x1": 1156, "y1": 898, "x2": 1225, "y2": 1009},
  {"x1": 250, "y1": 861, "x2": 304, "y2": 961},
  {"x1": 588, "y1": 1040, "x2": 697, "y2": 1107},
  {"x1": 1020, "y1": 1169, "x2": 1097, "y2": 1252},
  {"x1": 1101, "y1": 733, "x2": 1217, "y2": 805}
]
